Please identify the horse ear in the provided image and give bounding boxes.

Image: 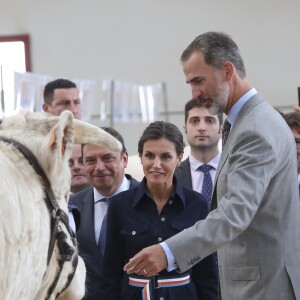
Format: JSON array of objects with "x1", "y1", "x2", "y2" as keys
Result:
[{"x1": 47, "y1": 111, "x2": 74, "y2": 156}]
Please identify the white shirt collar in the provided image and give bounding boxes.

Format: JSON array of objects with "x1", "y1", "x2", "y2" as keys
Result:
[
  {"x1": 189, "y1": 152, "x2": 221, "y2": 172},
  {"x1": 93, "y1": 175, "x2": 130, "y2": 203},
  {"x1": 227, "y1": 88, "x2": 257, "y2": 126}
]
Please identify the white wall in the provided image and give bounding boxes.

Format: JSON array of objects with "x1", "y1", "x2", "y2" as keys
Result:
[{"x1": 1, "y1": 0, "x2": 300, "y2": 155}]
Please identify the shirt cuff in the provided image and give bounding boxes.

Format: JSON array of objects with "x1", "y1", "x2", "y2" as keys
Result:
[{"x1": 160, "y1": 242, "x2": 177, "y2": 271}]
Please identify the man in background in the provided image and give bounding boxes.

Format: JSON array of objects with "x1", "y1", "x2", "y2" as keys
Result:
[
  {"x1": 69, "y1": 127, "x2": 139, "y2": 299},
  {"x1": 284, "y1": 111, "x2": 300, "y2": 194},
  {"x1": 69, "y1": 144, "x2": 90, "y2": 194},
  {"x1": 42, "y1": 78, "x2": 84, "y2": 230},
  {"x1": 175, "y1": 98, "x2": 222, "y2": 208},
  {"x1": 43, "y1": 78, "x2": 81, "y2": 119}
]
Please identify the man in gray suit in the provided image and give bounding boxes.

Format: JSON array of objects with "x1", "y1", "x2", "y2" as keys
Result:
[
  {"x1": 175, "y1": 98, "x2": 222, "y2": 208},
  {"x1": 70, "y1": 127, "x2": 139, "y2": 299},
  {"x1": 124, "y1": 32, "x2": 300, "y2": 299}
]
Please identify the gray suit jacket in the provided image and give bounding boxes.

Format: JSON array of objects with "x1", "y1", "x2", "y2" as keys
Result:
[
  {"x1": 166, "y1": 94, "x2": 300, "y2": 299},
  {"x1": 69, "y1": 174, "x2": 139, "y2": 300}
]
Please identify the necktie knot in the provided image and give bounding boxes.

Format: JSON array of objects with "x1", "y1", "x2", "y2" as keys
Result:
[
  {"x1": 96, "y1": 197, "x2": 108, "y2": 204},
  {"x1": 222, "y1": 119, "x2": 231, "y2": 149},
  {"x1": 198, "y1": 164, "x2": 213, "y2": 173}
]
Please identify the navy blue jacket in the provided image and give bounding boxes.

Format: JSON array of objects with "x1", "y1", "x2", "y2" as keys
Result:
[
  {"x1": 102, "y1": 177, "x2": 218, "y2": 300},
  {"x1": 69, "y1": 174, "x2": 139, "y2": 300},
  {"x1": 68, "y1": 203, "x2": 81, "y2": 230}
]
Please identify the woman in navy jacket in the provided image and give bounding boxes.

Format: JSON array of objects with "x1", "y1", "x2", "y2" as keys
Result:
[{"x1": 102, "y1": 121, "x2": 218, "y2": 300}]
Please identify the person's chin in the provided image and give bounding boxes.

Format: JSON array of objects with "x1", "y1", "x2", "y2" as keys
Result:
[{"x1": 72, "y1": 177, "x2": 87, "y2": 185}]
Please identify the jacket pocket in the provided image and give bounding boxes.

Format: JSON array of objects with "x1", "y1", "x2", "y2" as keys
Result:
[
  {"x1": 120, "y1": 224, "x2": 150, "y2": 251},
  {"x1": 120, "y1": 224, "x2": 149, "y2": 237},
  {"x1": 228, "y1": 265, "x2": 261, "y2": 281}
]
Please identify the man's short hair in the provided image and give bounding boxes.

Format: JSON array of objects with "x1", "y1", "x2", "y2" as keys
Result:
[
  {"x1": 181, "y1": 31, "x2": 246, "y2": 79},
  {"x1": 184, "y1": 98, "x2": 223, "y2": 124},
  {"x1": 100, "y1": 127, "x2": 127, "y2": 154},
  {"x1": 284, "y1": 111, "x2": 300, "y2": 132},
  {"x1": 43, "y1": 78, "x2": 77, "y2": 105}
]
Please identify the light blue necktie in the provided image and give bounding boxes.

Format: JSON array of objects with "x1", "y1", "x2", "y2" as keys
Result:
[{"x1": 198, "y1": 164, "x2": 213, "y2": 208}]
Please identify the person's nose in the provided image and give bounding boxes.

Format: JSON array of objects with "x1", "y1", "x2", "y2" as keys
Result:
[
  {"x1": 198, "y1": 119, "x2": 206, "y2": 131},
  {"x1": 95, "y1": 159, "x2": 105, "y2": 171},
  {"x1": 69, "y1": 102, "x2": 78, "y2": 117},
  {"x1": 73, "y1": 160, "x2": 84, "y2": 170},
  {"x1": 191, "y1": 86, "x2": 202, "y2": 99},
  {"x1": 153, "y1": 157, "x2": 162, "y2": 168},
  {"x1": 73, "y1": 164, "x2": 80, "y2": 171}
]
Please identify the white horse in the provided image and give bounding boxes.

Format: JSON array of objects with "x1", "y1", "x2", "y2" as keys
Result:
[{"x1": 0, "y1": 110, "x2": 121, "y2": 300}]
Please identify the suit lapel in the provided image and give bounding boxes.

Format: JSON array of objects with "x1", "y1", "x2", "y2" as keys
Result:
[
  {"x1": 176, "y1": 158, "x2": 193, "y2": 189},
  {"x1": 211, "y1": 94, "x2": 265, "y2": 210},
  {"x1": 79, "y1": 188, "x2": 104, "y2": 263}
]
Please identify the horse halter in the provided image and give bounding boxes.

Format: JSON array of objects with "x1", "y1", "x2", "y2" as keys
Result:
[{"x1": 0, "y1": 137, "x2": 79, "y2": 299}]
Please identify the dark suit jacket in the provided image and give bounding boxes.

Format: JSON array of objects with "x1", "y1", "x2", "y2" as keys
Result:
[
  {"x1": 68, "y1": 203, "x2": 81, "y2": 231},
  {"x1": 69, "y1": 174, "x2": 139, "y2": 300},
  {"x1": 175, "y1": 158, "x2": 193, "y2": 190}
]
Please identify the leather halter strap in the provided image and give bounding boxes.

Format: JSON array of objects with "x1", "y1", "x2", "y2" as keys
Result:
[
  {"x1": 0, "y1": 136, "x2": 79, "y2": 298},
  {"x1": 0, "y1": 137, "x2": 72, "y2": 263}
]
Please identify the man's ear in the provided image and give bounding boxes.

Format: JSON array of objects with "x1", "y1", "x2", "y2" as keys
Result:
[
  {"x1": 178, "y1": 153, "x2": 183, "y2": 163},
  {"x1": 42, "y1": 103, "x2": 49, "y2": 113},
  {"x1": 223, "y1": 61, "x2": 234, "y2": 81},
  {"x1": 123, "y1": 151, "x2": 129, "y2": 168}
]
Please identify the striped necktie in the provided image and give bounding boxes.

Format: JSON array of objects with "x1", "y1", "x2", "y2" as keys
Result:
[{"x1": 222, "y1": 119, "x2": 231, "y2": 149}]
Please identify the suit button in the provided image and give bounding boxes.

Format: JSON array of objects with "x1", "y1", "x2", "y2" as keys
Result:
[
  {"x1": 158, "y1": 237, "x2": 162, "y2": 242},
  {"x1": 161, "y1": 217, "x2": 165, "y2": 222},
  {"x1": 160, "y1": 297, "x2": 164, "y2": 300},
  {"x1": 168, "y1": 200, "x2": 173, "y2": 205},
  {"x1": 132, "y1": 231, "x2": 136, "y2": 235}
]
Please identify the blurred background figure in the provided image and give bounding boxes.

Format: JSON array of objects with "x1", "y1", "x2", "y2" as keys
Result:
[
  {"x1": 42, "y1": 78, "x2": 83, "y2": 231},
  {"x1": 284, "y1": 111, "x2": 300, "y2": 195},
  {"x1": 69, "y1": 144, "x2": 91, "y2": 194},
  {"x1": 43, "y1": 78, "x2": 81, "y2": 119}
]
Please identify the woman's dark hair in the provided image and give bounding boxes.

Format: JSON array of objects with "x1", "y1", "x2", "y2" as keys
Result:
[{"x1": 138, "y1": 121, "x2": 184, "y2": 157}]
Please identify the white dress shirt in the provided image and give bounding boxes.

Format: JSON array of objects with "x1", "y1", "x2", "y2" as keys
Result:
[
  {"x1": 189, "y1": 153, "x2": 221, "y2": 193},
  {"x1": 93, "y1": 176, "x2": 130, "y2": 243}
]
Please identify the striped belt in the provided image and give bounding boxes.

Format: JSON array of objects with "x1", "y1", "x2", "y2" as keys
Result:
[{"x1": 129, "y1": 274, "x2": 190, "y2": 300}]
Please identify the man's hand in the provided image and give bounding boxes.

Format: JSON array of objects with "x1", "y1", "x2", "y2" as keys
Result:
[{"x1": 123, "y1": 244, "x2": 167, "y2": 277}]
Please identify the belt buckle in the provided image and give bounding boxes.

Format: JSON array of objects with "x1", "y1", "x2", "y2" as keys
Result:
[{"x1": 153, "y1": 274, "x2": 159, "y2": 289}]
